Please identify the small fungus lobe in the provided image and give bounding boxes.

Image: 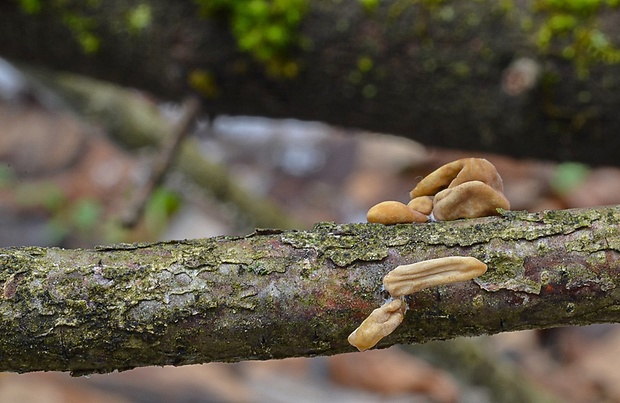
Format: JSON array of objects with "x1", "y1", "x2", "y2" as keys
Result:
[
  {"x1": 432, "y1": 181, "x2": 510, "y2": 221},
  {"x1": 347, "y1": 298, "x2": 406, "y2": 352},
  {"x1": 407, "y1": 196, "x2": 434, "y2": 215},
  {"x1": 366, "y1": 201, "x2": 428, "y2": 225},
  {"x1": 409, "y1": 158, "x2": 504, "y2": 198}
]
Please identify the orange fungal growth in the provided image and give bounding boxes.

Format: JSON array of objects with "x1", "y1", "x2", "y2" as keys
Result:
[
  {"x1": 366, "y1": 201, "x2": 428, "y2": 225},
  {"x1": 354, "y1": 157, "x2": 504, "y2": 351},
  {"x1": 409, "y1": 158, "x2": 504, "y2": 198},
  {"x1": 407, "y1": 196, "x2": 434, "y2": 215},
  {"x1": 383, "y1": 256, "x2": 488, "y2": 297},
  {"x1": 347, "y1": 298, "x2": 406, "y2": 351},
  {"x1": 432, "y1": 180, "x2": 510, "y2": 221}
]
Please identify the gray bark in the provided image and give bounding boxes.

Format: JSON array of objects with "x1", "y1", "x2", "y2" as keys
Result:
[
  {"x1": 2, "y1": 1, "x2": 620, "y2": 165},
  {"x1": 1, "y1": 207, "x2": 619, "y2": 375}
]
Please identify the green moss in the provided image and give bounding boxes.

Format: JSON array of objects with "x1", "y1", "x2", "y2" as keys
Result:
[
  {"x1": 451, "y1": 61, "x2": 471, "y2": 77},
  {"x1": 16, "y1": 0, "x2": 103, "y2": 54},
  {"x1": 16, "y1": 1, "x2": 157, "y2": 54},
  {"x1": 195, "y1": 0, "x2": 308, "y2": 77},
  {"x1": 359, "y1": 0, "x2": 380, "y2": 13},
  {"x1": 188, "y1": 69, "x2": 220, "y2": 99},
  {"x1": 281, "y1": 222, "x2": 390, "y2": 267},
  {"x1": 126, "y1": 3, "x2": 152, "y2": 34},
  {"x1": 362, "y1": 84, "x2": 378, "y2": 99},
  {"x1": 17, "y1": 0, "x2": 42, "y2": 13},
  {"x1": 357, "y1": 56, "x2": 374, "y2": 73},
  {"x1": 383, "y1": 0, "x2": 619, "y2": 76},
  {"x1": 345, "y1": 54, "x2": 381, "y2": 99},
  {"x1": 438, "y1": 5, "x2": 455, "y2": 21},
  {"x1": 347, "y1": 70, "x2": 363, "y2": 84},
  {"x1": 531, "y1": 0, "x2": 620, "y2": 76}
]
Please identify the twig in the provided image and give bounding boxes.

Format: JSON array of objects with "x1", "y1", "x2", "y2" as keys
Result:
[
  {"x1": 120, "y1": 96, "x2": 201, "y2": 227},
  {"x1": 46, "y1": 71, "x2": 300, "y2": 229}
]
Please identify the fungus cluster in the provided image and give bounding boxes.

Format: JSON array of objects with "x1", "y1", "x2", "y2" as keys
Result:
[
  {"x1": 348, "y1": 257, "x2": 488, "y2": 351},
  {"x1": 366, "y1": 158, "x2": 510, "y2": 224},
  {"x1": 349, "y1": 158, "x2": 506, "y2": 351}
]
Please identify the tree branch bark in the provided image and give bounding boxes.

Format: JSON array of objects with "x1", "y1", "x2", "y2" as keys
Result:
[
  {"x1": 2, "y1": 1, "x2": 620, "y2": 165},
  {"x1": 1, "y1": 206, "x2": 619, "y2": 375}
]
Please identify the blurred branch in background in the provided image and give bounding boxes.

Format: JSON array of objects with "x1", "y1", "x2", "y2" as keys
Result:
[
  {"x1": 405, "y1": 339, "x2": 556, "y2": 403},
  {"x1": 120, "y1": 96, "x2": 201, "y2": 228},
  {"x1": 4, "y1": 1, "x2": 620, "y2": 165},
  {"x1": 29, "y1": 68, "x2": 302, "y2": 232}
]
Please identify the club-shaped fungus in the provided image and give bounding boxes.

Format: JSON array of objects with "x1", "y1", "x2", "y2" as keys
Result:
[
  {"x1": 383, "y1": 256, "x2": 488, "y2": 297},
  {"x1": 347, "y1": 298, "x2": 406, "y2": 351}
]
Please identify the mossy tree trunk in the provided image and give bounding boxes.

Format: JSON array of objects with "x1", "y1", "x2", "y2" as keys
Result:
[
  {"x1": 1, "y1": 207, "x2": 619, "y2": 375},
  {"x1": 2, "y1": 1, "x2": 620, "y2": 165}
]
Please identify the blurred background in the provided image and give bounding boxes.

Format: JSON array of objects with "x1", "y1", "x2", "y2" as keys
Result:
[{"x1": 1, "y1": 56, "x2": 620, "y2": 402}]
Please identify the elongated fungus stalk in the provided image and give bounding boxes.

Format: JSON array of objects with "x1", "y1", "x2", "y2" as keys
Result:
[
  {"x1": 383, "y1": 256, "x2": 488, "y2": 297},
  {"x1": 347, "y1": 298, "x2": 406, "y2": 351}
]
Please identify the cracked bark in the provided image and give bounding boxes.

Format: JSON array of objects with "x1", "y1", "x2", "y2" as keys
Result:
[{"x1": 1, "y1": 207, "x2": 619, "y2": 375}]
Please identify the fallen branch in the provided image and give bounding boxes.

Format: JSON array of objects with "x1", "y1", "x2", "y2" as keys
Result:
[
  {"x1": 120, "y1": 96, "x2": 201, "y2": 227},
  {"x1": 1, "y1": 207, "x2": 619, "y2": 375},
  {"x1": 36, "y1": 69, "x2": 301, "y2": 230}
]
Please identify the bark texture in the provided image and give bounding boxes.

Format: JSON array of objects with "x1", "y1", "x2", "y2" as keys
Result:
[
  {"x1": 1, "y1": 206, "x2": 619, "y2": 375},
  {"x1": 2, "y1": 1, "x2": 620, "y2": 165}
]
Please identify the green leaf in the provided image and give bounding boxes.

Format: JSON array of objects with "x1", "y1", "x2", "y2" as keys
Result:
[
  {"x1": 551, "y1": 162, "x2": 590, "y2": 195},
  {"x1": 72, "y1": 198, "x2": 102, "y2": 232},
  {"x1": 18, "y1": 0, "x2": 42, "y2": 13},
  {"x1": 127, "y1": 4, "x2": 152, "y2": 33}
]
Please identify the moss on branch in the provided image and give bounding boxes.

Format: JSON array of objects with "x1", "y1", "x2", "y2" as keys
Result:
[{"x1": 1, "y1": 206, "x2": 619, "y2": 375}]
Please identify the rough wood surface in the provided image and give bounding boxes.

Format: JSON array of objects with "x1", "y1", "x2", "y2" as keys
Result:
[{"x1": 1, "y1": 207, "x2": 619, "y2": 375}]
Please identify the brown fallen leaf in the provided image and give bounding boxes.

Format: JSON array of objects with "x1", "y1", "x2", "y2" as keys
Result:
[{"x1": 328, "y1": 347, "x2": 459, "y2": 403}]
